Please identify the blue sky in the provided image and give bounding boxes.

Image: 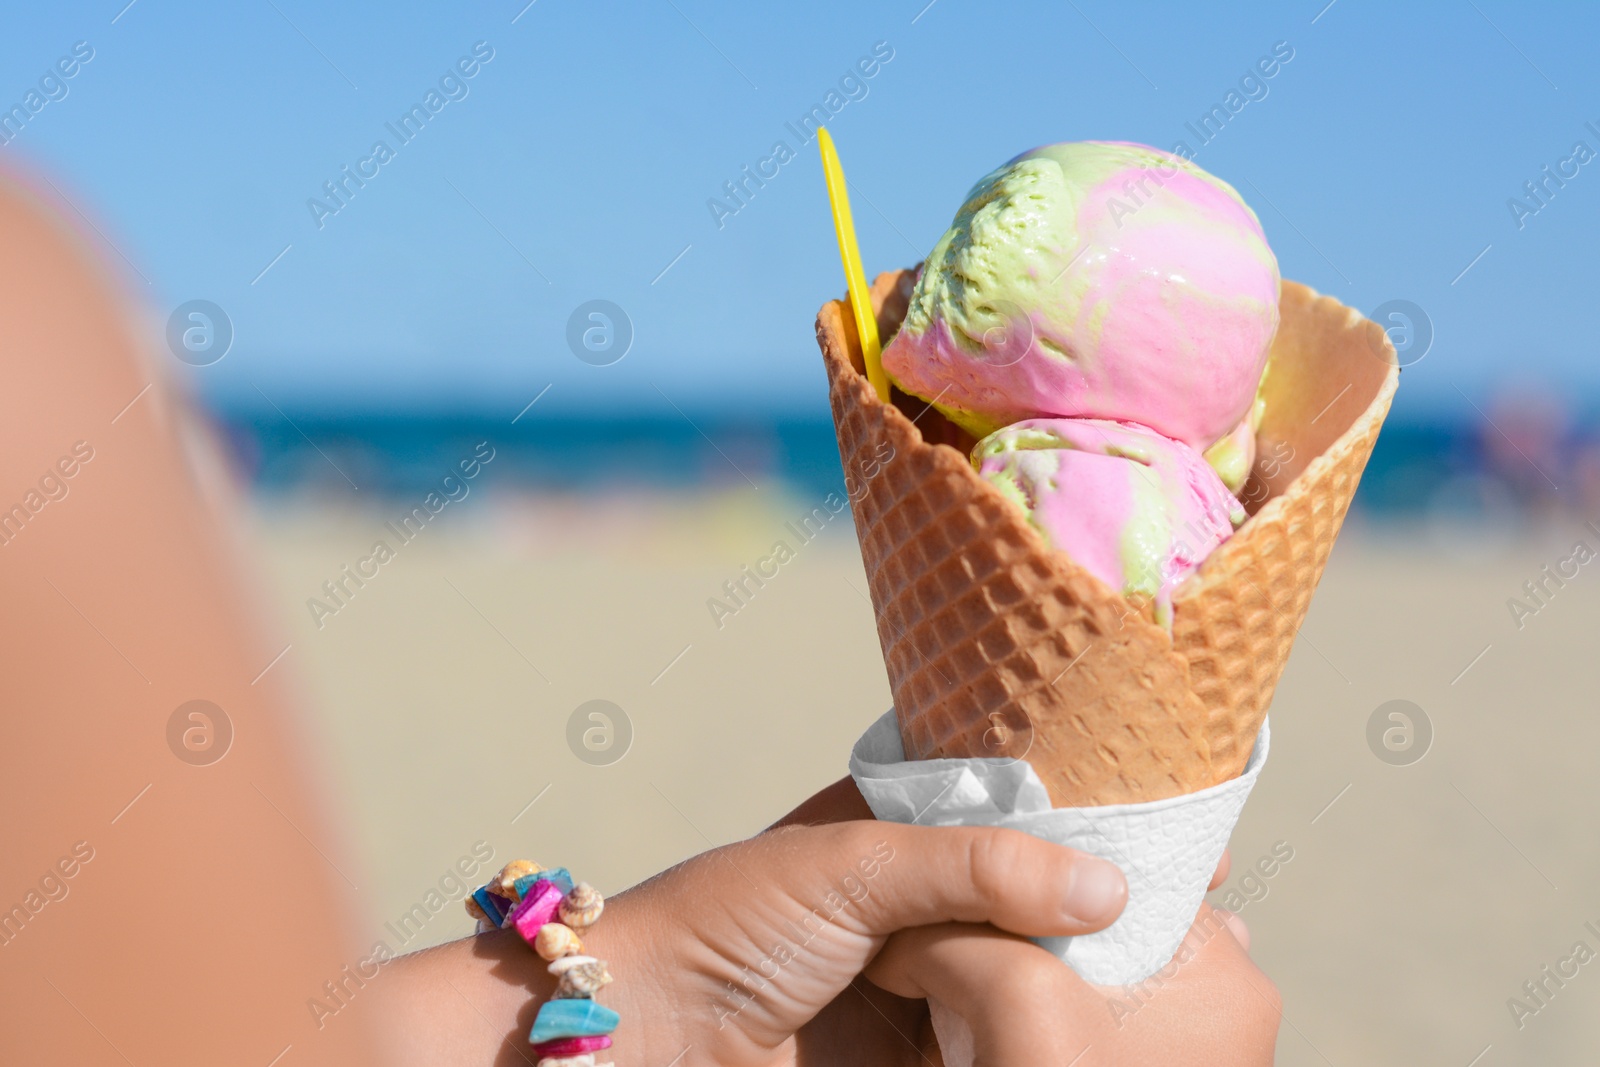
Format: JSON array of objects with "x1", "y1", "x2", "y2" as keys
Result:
[{"x1": 2, "y1": 0, "x2": 1596, "y2": 420}]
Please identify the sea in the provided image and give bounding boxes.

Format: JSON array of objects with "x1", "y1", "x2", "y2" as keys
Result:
[{"x1": 215, "y1": 409, "x2": 1592, "y2": 524}]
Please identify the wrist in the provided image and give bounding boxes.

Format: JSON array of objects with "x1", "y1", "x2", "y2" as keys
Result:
[
  {"x1": 575, "y1": 887, "x2": 682, "y2": 1067},
  {"x1": 464, "y1": 865, "x2": 642, "y2": 1064}
]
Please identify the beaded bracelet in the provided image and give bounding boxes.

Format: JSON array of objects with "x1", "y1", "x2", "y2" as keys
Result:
[{"x1": 467, "y1": 860, "x2": 617, "y2": 1067}]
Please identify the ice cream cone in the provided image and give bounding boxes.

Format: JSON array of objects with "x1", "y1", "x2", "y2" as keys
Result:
[{"x1": 815, "y1": 268, "x2": 1398, "y2": 806}]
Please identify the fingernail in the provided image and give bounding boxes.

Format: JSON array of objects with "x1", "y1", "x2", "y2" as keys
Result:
[{"x1": 1062, "y1": 858, "x2": 1126, "y2": 924}]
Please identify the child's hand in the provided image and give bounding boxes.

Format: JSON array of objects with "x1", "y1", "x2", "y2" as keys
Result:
[
  {"x1": 605, "y1": 819, "x2": 1131, "y2": 1066},
  {"x1": 378, "y1": 818, "x2": 1125, "y2": 1065}
]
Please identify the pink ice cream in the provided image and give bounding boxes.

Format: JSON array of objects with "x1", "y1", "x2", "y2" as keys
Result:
[
  {"x1": 879, "y1": 141, "x2": 1278, "y2": 616},
  {"x1": 882, "y1": 141, "x2": 1279, "y2": 456},
  {"x1": 974, "y1": 418, "x2": 1245, "y2": 624}
]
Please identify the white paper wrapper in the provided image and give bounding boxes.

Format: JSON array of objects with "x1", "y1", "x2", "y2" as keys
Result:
[{"x1": 849, "y1": 709, "x2": 1269, "y2": 1065}]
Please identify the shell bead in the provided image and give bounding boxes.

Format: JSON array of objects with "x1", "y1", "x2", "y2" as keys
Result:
[
  {"x1": 494, "y1": 860, "x2": 543, "y2": 900},
  {"x1": 534, "y1": 922, "x2": 584, "y2": 960},
  {"x1": 558, "y1": 883, "x2": 605, "y2": 930}
]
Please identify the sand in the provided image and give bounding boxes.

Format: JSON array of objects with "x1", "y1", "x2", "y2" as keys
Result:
[{"x1": 252, "y1": 488, "x2": 1600, "y2": 1065}]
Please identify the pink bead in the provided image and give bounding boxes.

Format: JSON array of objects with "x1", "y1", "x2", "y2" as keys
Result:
[
  {"x1": 509, "y1": 880, "x2": 565, "y2": 943},
  {"x1": 532, "y1": 1034, "x2": 612, "y2": 1057}
]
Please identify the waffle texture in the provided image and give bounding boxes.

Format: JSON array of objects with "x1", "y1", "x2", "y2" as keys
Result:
[
  {"x1": 1171, "y1": 281, "x2": 1398, "y2": 779},
  {"x1": 815, "y1": 269, "x2": 1398, "y2": 806}
]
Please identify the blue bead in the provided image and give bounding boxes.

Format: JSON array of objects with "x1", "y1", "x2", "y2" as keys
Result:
[
  {"x1": 514, "y1": 867, "x2": 574, "y2": 897},
  {"x1": 471, "y1": 886, "x2": 505, "y2": 926},
  {"x1": 528, "y1": 999, "x2": 620, "y2": 1042}
]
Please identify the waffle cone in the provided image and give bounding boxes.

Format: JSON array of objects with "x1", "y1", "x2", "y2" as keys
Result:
[{"x1": 816, "y1": 269, "x2": 1398, "y2": 807}]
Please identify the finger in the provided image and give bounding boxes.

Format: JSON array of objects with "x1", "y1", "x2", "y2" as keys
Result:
[
  {"x1": 1091, "y1": 904, "x2": 1280, "y2": 1063},
  {"x1": 1214, "y1": 908, "x2": 1250, "y2": 953},
  {"x1": 1209, "y1": 849, "x2": 1231, "y2": 891},
  {"x1": 1104, "y1": 906, "x2": 1261, "y2": 1016},
  {"x1": 785, "y1": 822, "x2": 1128, "y2": 939},
  {"x1": 1175, "y1": 905, "x2": 1253, "y2": 968},
  {"x1": 867, "y1": 924, "x2": 1086, "y2": 1066},
  {"x1": 767, "y1": 776, "x2": 873, "y2": 830}
]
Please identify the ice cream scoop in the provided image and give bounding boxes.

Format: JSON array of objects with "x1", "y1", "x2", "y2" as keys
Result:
[
  {"x1": 882, "y1": 141, "x2": 1279, "y2": 456},
  {"x1": 973, "y1": 418, "x2": 1245, "y2": 625},
  {"x1": 1202, "y1": 396, "x2": 1265, "y2": 494}
]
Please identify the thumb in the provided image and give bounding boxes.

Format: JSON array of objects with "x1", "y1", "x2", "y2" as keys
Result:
[{"x1": 789, "y1": 822, "x2": 1128, "y2": 940}]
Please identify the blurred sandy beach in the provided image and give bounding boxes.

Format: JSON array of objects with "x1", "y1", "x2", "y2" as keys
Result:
[{"x1": 252, "y1": 486, "x2": 1600, "y2": 1066}]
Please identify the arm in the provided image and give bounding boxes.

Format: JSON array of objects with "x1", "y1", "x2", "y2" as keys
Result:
[{"x1": 0, "y1": 169, "x2": 382, "y2": 1064}]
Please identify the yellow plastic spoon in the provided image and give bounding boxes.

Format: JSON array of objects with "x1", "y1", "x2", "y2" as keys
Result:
[{"x1": 817, "y1": 127, "x2": 889, "y2": 403}]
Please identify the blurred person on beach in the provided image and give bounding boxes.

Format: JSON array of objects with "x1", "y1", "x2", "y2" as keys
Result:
[
  {"x1": 0, "y1": 169, "x2": 1280, "y2": 1064},
  {"x1": 1482, "y1": 386, "x2": 1571, "y2": 517}
]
